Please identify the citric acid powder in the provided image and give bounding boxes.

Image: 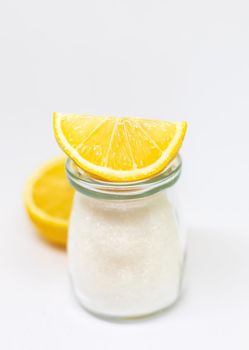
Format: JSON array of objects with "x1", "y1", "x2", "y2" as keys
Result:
[{"x1": 68, "y1": 191, "x2": 183, "y2": 318}]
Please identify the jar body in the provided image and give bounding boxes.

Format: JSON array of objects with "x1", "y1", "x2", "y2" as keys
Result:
[{"x1": 68, "y1": 189, "x2": 186, "y2": 319}]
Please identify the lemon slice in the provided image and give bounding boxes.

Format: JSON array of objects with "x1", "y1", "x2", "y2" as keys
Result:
[
  {"x1": 53, "y1": 113, "x2": 187, "y2": 182},
  {"x1": 24, "y1": 157, "x2": 74, "y2": 246}
]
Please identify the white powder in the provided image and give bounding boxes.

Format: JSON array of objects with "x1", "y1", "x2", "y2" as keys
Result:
[{"x1": 68, "y1": 191, "x2": 183, "y2": 318}]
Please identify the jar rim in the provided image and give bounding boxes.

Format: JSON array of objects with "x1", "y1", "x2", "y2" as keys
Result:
[{"x1": 66, "y1": 155, "x2": 182, "y2": 200}]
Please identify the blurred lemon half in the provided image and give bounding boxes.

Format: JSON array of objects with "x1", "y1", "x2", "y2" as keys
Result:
[{"x1": 24, "y1": 157, "x2": 74, "y2": 247}]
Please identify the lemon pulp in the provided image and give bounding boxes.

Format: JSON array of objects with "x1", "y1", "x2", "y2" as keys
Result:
[{"x1": 53, "y1": 113, "x2": 187, "y2": 182}]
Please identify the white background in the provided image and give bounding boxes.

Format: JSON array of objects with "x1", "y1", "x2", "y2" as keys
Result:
[{"x1": 0, "y1": 1, "x2": 249, "y2": 349}]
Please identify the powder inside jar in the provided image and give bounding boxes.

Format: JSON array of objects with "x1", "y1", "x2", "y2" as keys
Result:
[{"x1": 68, "y1": 191, "x2": 183, "y2": 318}]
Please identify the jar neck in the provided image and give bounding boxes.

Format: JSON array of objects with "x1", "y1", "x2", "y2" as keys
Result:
[{"x1": 66, "y1": 155, "x2": 182, "y2": 200}]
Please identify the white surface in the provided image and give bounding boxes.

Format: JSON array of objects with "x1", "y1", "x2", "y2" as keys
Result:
[{"x1": 0, "y1": 0, "x2": 249, "y2": 349}]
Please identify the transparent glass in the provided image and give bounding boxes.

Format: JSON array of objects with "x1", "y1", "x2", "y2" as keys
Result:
[{"x1": 66, "y1": 155, "x2": 186, "y2": 319}]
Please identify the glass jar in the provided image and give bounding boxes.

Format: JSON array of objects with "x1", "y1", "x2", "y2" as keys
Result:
[{"x1": 66, "y1": 155, "x2": 186, "y2": 319}]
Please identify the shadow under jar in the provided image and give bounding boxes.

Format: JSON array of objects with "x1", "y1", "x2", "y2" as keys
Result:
[{"x1": 66, "y1": 155, "x2": 186, "y2": 320}]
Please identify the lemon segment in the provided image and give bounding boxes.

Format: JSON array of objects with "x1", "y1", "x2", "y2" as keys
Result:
[
  {"x1": 24, "y1": 157, "x2": 74, "y2": 246},
  {"x1": 53, "y1": 113, "x2": 187, "y2": 182}
]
